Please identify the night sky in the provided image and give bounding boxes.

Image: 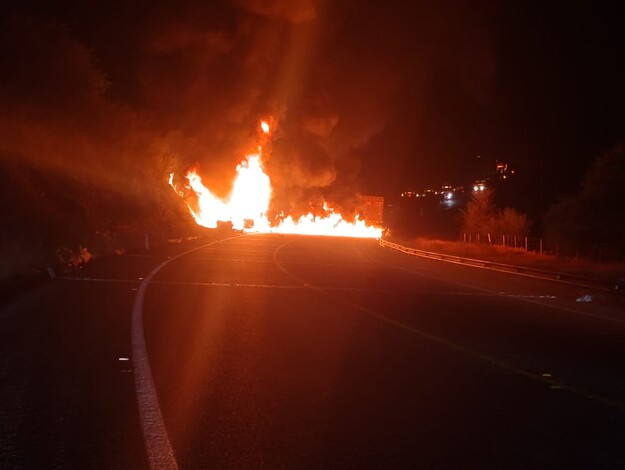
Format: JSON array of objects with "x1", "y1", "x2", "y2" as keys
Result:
[{"x1": 2, "y1": 0, "x2": 623, "y2": 217}]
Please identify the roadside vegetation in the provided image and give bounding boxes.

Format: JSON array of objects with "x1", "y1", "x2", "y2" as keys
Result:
[
  {"x1": 543, "y1": 144, "x2": 625, "y2": 261},
  {"x1": 461, "y1": 188, "x2": 530, "y2": 244},
  {"x1": 390, "y1": 144, "x2": 625, "y2": 279},
  {"x1": 0, "y1": 156, "x2": 197, "y2": 280},
  {"x1": 396, "y1": 237, "x2": 625, "y2": 280},
  {"x1": 0, "y1": 17, "x2": 198, "y2": 281}
]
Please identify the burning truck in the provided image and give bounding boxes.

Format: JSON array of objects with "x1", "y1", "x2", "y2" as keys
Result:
[{"x1": 169, "y1": 120, "x2": 383, "y2": 239}]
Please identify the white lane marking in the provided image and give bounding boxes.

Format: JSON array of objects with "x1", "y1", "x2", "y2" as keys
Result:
[
  {"x1": 504, "y1": 294, "x2": 557, "y2": 299},
  {"x1": 60, "y1": 276, "x2": 566, "y2": 301},
  {"x1": 150, "y1": 281, "x2": 422, "y2": 293},
  {"x1": 131, "y1": 235, "x2": 245, "y2": 470},
  {"x1": 188, "y1": 256, "x2": 375, "y2": 264},
  {"x1": 198, "y1": 247, "x2": 275, "y2": 253},
  {"x1": 61, "y1": 276, "x2": 509, "y2": 295},
  {"x1": 132, "y1": 267, "x2": 178, "y2": 470},
  {"x1": 59, "y1": 277, "x2": 140, "y2": 284},
  {"x1": 189, "y1": 257, "x2": 275, "y2": 263}
]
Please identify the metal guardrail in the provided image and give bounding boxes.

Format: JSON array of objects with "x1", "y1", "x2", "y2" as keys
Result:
[{"x1": 379, "y1": 238, "x2": 625, "y2": 294}]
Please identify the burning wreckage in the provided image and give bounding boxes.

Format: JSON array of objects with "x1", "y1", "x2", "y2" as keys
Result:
[{"x1": 169, "y1": 121, "x2": 383, "y2": 239}]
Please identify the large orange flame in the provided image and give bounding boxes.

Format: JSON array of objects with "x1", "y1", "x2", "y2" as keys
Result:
[
  {"x1": 169, "y1": 123, "x2": 383, "y2": 238},
  {"x1": 269, "y1": 209, "x2": 382, "y2": 238},
  {"x1": 181, "y1": 153, "x2": 270, "y2": 231},
  {"x1": 172, "y1": 158, "x2": 382, "y2": 238}
]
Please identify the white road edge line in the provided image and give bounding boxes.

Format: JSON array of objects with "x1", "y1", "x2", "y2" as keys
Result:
[{"x1": 131, "y1": 235, "x2": 245, "y2": 470}]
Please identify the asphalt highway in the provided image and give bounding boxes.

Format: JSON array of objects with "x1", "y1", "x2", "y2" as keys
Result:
[{"x1": 2, "y1": 233, "x2": 625, "y2": 469}]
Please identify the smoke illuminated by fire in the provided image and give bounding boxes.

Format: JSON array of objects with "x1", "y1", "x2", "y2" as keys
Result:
[{"x1": 169, "y1": 124, "x2": 382, "y2": 238}]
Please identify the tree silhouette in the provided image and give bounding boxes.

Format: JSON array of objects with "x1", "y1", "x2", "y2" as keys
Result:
[
  {"x1": 462, "y1": 189, "x2": 530, "y2": 242},
  {"x1": 462, "y1": 189, "x2": 497, "y2": 236},
  {"x1": 544, "y1": 144, "x2": 625, "y2": 259}
]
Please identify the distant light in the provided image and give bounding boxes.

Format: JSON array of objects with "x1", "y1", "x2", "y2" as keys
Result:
[
  {"x1": 260, "y1": 121, "x2": 270, "y2": 134},
  {"x1": 445, "y1": 192, "x2": 453, "y2": 200}
]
